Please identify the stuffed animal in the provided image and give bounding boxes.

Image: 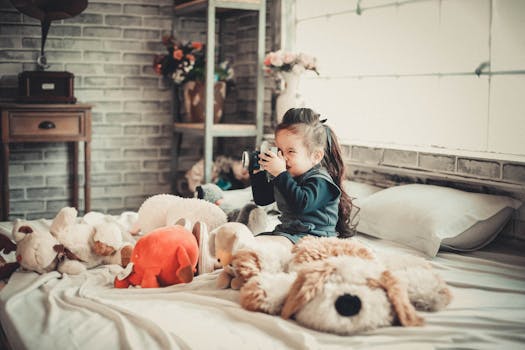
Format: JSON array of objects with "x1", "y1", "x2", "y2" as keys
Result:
[
  {"x1": 234, "y1": 236, "x2": 452, "y2": 335},
  {"x1": 208, "y1": 222, "x2": 255, "y2": 289},
  {"x1": 114, "y1": 221, "x2": 206, "y2": 288},
  {"x1": 130, "y1": 194, "x2": 227, "y2": 236},
  {"x1": 208, "y1": 222, "x2": 292, "y2": 289},
  {"x1": 0, "y1": 222, "x2": 63, "y2": 276},
  {"x1": 50, "y1": 207, "x2": 133, "y2": 274},
  {"x1": 0, "y1": 207, "x2": 133, "y2": 279}
]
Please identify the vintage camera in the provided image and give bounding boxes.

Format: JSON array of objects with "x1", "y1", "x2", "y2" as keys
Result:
[{"x1": 241, "y1": 141, "x2": 277, "y2": 173}]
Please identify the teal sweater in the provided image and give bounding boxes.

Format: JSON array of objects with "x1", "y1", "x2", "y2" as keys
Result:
[{"x1": 250, "y1": 165, "x2": 341, "y2": 243}]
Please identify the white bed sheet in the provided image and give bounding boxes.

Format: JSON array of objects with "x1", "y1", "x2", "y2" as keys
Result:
[{"x1": 1, "y1": 224, "x2": 525, "y2": 350}]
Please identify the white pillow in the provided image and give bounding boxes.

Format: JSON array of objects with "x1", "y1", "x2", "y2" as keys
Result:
[
  {"x1": 343, "y1": 180, "x2": 383, "y2": 201},
  {"x1": 356, "y1": 184, "x2": 522, "y2": 257}
]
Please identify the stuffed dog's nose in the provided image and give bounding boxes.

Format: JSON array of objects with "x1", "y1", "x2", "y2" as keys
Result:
[{"x1": 335, "y1": 293, "x2": 361, "y2": 316}]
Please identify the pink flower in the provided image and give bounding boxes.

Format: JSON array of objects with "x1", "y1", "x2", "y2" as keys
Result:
[
  {"x1": 283, "y1": 52, "x2": 296, "y2": 64},
  {"x1": 264, "y1": 53, "x2": 273, "y2": 66},
  {"x1": 270, "y1": 51, "x2": 283, "y2": 67}
]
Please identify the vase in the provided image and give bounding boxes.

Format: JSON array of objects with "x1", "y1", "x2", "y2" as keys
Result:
[
  {"x1": 182, "y1": 81, "x2": 226, "y2": 123},
  {"x1": 275, "y1": 71, "x2": 302, "y2": 124}
]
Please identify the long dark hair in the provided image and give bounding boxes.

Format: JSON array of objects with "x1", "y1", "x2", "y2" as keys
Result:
[{"x1": 276, "y1": 108, "x2": 355, "y2": 238}]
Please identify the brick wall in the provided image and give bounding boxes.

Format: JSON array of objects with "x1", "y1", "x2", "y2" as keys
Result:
[
  {"x1": 0, "y1": 0, "x2": 174, "y2": 219},
  {"x1": 0, "y1": 0, "x2": 276, "y2": 218},
  {"x1": 343, "y1": 144, "x2": 525, "y2": 240}
]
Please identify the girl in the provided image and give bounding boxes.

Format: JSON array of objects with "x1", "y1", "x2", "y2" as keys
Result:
[{"x1": 250, "y1": 107, "x2": 354, "y2": 249}]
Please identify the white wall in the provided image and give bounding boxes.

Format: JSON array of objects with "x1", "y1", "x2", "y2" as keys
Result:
[{"x1": 293, "y1": 0, "x2": 525, "y2": 160}]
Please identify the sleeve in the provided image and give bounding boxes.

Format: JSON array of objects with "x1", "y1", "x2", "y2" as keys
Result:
[
  {"x1": 250, "y1": 171, "x2": 275, "y2": 206},
  {"x1": 273, "y1": 172, "x2": 339, "y2": 214}
]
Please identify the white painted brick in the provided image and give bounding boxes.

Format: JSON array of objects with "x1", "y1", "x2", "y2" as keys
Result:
[
  {"x1": 439, "y1": 0, "x2": 490, "y2": 73},
  {"x1": 489, "y1": 75, "x2": 525, "y2": 155},
  {"x1": 491, "y1": 0, "x2": 525, "y2": 70}
]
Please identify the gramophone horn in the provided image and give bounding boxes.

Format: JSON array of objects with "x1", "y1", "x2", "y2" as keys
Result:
[
  {"x1": 9, "y1": 0, "x2": 88, "y2": 68},
  {"x1": 9, "y1": 0, "x2": 88, "y2": 21}
]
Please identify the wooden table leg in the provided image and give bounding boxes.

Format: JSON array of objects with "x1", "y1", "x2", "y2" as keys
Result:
[
  {"x1": 84, "y1": 140, "x2": 91, "y2": 213},
  {"x1": 0, "y1": 143, "x2": 10, "y2": 221},
  {"x1": 71, "y1": 142, "x2": 79, "y2": 210}
]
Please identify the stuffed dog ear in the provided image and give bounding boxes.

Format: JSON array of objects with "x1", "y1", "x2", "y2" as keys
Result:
[
  {"x1": 12, "y1": 220, "x2": 34, "y2": 243},
  {"x1": 281, "y1": 261, "x2": 337, "y2": 319},
  {"x1": 0, "y1": 233, "x2": 17, "y2": 254},
  {"x1": 370, "y1": 270, "x2": 424, "y2": 327}
]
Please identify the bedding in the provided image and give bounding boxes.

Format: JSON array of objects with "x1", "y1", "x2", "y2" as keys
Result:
[
  {"x1": 1, "y1": 181, "x2": 524, "y2": 350},
  {"x1": 1, "y1": 219, "x2": 524, "y2": 349},
  {"x1": 356, "y1": 184, "x2": 522, "y2": 256}
]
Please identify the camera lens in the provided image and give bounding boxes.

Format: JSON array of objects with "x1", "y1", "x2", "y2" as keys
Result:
[{"x1": 241, "y1": 151, "x2": 250, "y2": 169}]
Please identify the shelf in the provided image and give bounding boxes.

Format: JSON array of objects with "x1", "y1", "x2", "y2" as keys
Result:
[
  {"x1": 174, "y1": 122, "x2": 258, "y2": 137},
  {"x1": 172, "y1": 0, "x2": 265, "y2": 185},
  {"x1": 175, "y1": 0, "x2": 262, "y2": 16}
]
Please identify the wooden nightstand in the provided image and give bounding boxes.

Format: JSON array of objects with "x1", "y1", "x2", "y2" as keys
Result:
[{"x1": 0, "y1": 103, "x2": 92, "y2": 220}]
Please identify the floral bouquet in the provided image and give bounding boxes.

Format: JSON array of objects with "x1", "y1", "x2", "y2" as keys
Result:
[
  {"x1": 263, "y1": 50, "x2": 319, "y2": 75},
  {"x1": 153, "y1": 35, "x2": 234, "y2": 85}
]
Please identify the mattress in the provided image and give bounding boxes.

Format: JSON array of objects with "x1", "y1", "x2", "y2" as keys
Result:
[{"x1": 1, "y1": 217, "x2": 524, "y2": 350}]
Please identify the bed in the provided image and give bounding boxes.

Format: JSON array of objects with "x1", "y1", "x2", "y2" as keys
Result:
[{"x1": 1, "y1": 180, "x2": 524, "y2": 350}]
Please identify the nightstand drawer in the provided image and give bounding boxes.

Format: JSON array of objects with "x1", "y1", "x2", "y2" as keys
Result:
[{"x1": 9, "y1": 112, "x2": 83, "y2": 137}]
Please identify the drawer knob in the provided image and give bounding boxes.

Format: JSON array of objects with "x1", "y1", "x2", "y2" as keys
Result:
[{"x1": 38, "y1": 121, "x2": 56, "y2": 129}]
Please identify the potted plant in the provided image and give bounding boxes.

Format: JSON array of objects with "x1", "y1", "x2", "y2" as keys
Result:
[{"x1": 153, "y1": 35, "x2": 234, "y2": 123}]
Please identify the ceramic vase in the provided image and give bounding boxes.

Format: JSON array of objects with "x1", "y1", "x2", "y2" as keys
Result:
[
  {"x1": 275, "y1": 71, "x2": 301, "y2": 124},
  {"x1": 182, "y1": 81, "x2": 226, "y2": 123}
]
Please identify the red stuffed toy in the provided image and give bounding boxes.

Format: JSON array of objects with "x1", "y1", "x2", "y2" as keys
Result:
[{"x1": 114, "y1": 222, "x2": 201, "y2": 288}]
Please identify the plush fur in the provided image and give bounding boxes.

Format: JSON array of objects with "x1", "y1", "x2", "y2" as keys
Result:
[
  {"x1": 234, "y1": 236, "x2": 452, "y2": 335},
  {"x1": 130, "y1": 194, "x2": 227, "y2": 235},
  {"x1": 114, "y1": 223, "x2": 201, "y2": 288},
  {"x1": 208, "y1": 222, "x2": 255, "y2": 289},
  {"x1": 0, "y1": 207, "x2": 133, "y2": 278},
  {"x1": 207, "y1": 222, "x2": 293, "y2": 289}
]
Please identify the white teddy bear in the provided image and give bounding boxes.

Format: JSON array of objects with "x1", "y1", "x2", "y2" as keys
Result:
[
  {"x1": 0, "y1": 207, "x2": 134, "y2": 277},
  {"x1": 49, "y1": 207, "x2": 134, "y2": 274}
]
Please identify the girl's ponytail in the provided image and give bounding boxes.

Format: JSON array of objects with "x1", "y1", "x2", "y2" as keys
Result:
[{"x1": 322, "y1": 125, "x2": 356, "y2": 238}]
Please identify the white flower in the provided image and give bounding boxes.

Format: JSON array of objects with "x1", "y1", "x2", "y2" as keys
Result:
[
  {"x1": 172, "y1": 71, "x2": 185, "y2": 84},
  {"x1": 299, "y1": 53, "x2": 316, "y2": 69},
  {"x1": 292, "y1": 64, "x2": 305, "y2": 74}
]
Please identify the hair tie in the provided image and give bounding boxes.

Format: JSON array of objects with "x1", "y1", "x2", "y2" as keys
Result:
[{"x1": 324, "y1": 124, "x2": 332, "y2": 151}]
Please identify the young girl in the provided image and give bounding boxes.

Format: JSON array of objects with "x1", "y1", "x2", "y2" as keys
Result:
[{"x1": 250, "y1": 107, "x2": 354, "y2": 249}]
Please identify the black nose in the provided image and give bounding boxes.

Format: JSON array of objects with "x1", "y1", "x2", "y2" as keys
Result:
[{"x1": 335, "y1": 293, "x2": 361, "y2": 316}]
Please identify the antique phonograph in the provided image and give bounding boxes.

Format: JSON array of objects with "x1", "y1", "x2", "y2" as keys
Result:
[{"x1": 10, "y1": 0, "x2": 88, "y2": 103}]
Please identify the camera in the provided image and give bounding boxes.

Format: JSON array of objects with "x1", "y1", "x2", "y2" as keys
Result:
[{"x1": 241, "y1": 141, "x2": 277, "y2": 173}]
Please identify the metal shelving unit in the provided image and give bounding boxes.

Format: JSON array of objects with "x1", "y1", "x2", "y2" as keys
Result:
[{"x1": 173, "y1": 0, "x2": 266, "y2": 184}]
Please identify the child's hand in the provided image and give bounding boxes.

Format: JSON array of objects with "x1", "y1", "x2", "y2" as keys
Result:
[{"x1": 258, "y1": 149, "x2": 286, "y2": 177}]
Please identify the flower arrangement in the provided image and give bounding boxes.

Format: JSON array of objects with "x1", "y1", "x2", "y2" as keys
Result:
[
  {"x1": 263, "y1": 50, "x2": 319, "y2": 75},
  {"x1": 153, "y1": 35, "x2": 234, "y2": 85}
]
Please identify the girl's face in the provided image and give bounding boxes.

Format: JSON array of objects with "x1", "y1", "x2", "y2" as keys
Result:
[{"x1": 275, "y1": 129, "x2": 323, "y2": 177}]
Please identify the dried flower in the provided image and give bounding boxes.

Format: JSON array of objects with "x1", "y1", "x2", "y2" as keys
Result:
[{"x1": 153, "y1": 35, "x2": 234, "y2": 86}]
